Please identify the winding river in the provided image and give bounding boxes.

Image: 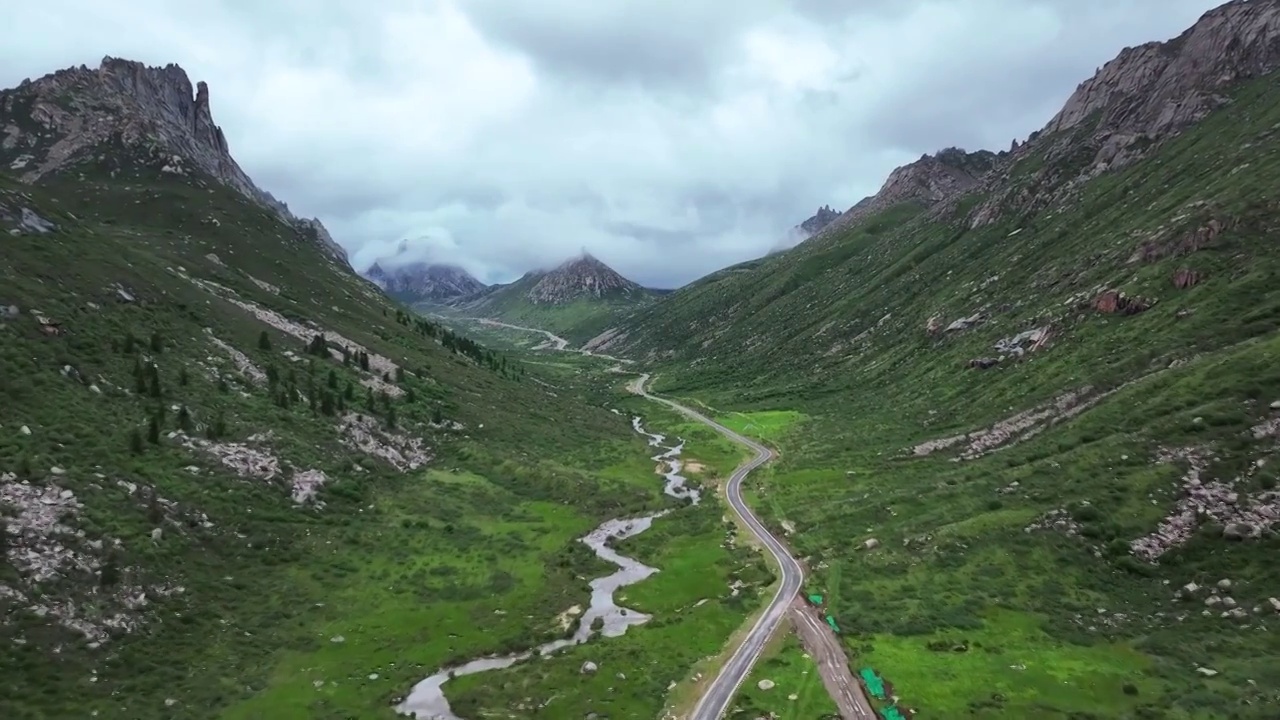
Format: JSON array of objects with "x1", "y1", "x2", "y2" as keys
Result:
[{"x1": 395, "y1": 417, "x2": 696, "y2": 719}]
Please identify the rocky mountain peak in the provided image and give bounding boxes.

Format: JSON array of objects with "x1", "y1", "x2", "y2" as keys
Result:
[
  {"x1": 527, "y1": 253, "x2": 643, "y2": 305},
  {"x1": 969, "y1": 0, "x2": 1280, "y2": 227},
  {"x1": 1045, "y1": 0, "x2": 1280, "y2": 140},
  {"x1": 1, "y1": 56, "x2": 348, "y2": 265}
]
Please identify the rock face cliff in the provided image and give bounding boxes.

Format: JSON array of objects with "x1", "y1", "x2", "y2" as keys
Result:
[
  {"x1": 364, "y1": 261, "x2": 487, "y2": 303},
  {"x1": 0, "y1": 56, "x2": 348, "y2": 265},
  {"x1": 526, "y1": 252, "x2": 645, "y2": 304}
]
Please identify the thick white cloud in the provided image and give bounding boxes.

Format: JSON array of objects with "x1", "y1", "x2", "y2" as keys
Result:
[{"x1": 1, "y1": 0, "x2": 1224, "y2": 287}]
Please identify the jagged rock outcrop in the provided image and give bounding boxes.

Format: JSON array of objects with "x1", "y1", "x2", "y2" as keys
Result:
[
  {"x1": 363, "y1": 261, "x2": 487, "y2": 302},
  {"x1": 799, "y1": 205, "x2": 841, "y2": 235},
  {"x1": 0, "y1": 57, "x2": 348, "y2": 265},
  {"x1": 526, "y1": 252, "x2": 644, "y2": 305},
  {"x1": 769, "y1": 205, "x2": 844, "y2": 254}
]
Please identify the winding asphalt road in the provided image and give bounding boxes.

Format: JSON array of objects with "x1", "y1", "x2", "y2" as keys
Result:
[
  {"x1": 627, "y1": 374, "x2": 806, "y2": 720},
  {"x1": 447, "y1": 317, "x2": 865, "y2": 718}
]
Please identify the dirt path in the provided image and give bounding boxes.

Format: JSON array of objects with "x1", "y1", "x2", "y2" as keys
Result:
[{"x1": 789, "y1": 598, "x2": 876, "y2": 719}]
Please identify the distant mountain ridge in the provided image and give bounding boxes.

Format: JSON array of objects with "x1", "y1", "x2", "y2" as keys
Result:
[
  {"x1": 363, "y1": 261, "x2": 487, "y2": 303},
  {"x1": 0, "y1": 56, "x2": 349, "y2": 265}
]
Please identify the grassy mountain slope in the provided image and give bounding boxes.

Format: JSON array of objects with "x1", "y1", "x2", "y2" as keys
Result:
[
  {"x1": 0, "y1": 115, "x2": 767, "y2": 718},
  {"x1": 607, "y1": 56, "x2": 1280, "y2": 720}
]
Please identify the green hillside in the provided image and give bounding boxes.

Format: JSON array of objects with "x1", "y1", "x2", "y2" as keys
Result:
[
  {"x1": 0, "y1": 116, "x2": 761, "y2": 718},
  {"x1": 606, "y1": 66, "x2": 1280, "y2": 718}
]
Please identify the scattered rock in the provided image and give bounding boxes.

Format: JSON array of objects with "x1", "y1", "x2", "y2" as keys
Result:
[
  {"x1": 337, "y1": 413, "x2": 432, "y2": 472},
  {"x1": 757, "y1": 679, "x2": 775, "y2": 691},
  {"x1": 1093, "y1": 289, "x2": 1154, "y2": 315},
  {"x1": 862, "y1": 538, "x2": 880, "y2": 550},
  {"x1": 1130, "y1": 447, "x2": 1280, "y2": 560},
  {"x1": 1173, "y1": 268, "x2": 1204, "y2": 289},
  {"x1": 150, "y1": 528, "x2": 162, "y2": 542},
  {"x1": 994, "y1": 326, "x2": 1051, "y2": 357},
  {"x1": 18, "y1": 207, "x2": 56, "y2": 234},
  {"x1": 945, "y1": 313, "x2": 985, "y2": 332},
  {"x1": 330, "y1": 635, "x2": 345, "y2": 644},
  {"x1": 580, "y1": 661, "x2": 598, "y2": 674},
  {"x1": 1217, "y1": 578, "x2": 1232, "y2": 590},
  {"x1": 1195, "y1": 667, "x2": 1218, "y2": 677},
  {"x1": 19, "y1": 425, "x2": 30, "y2": 436}
]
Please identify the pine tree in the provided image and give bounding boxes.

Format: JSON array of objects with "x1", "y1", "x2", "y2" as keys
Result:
[
  {"x1": 99, "y1": 555, "x2": 121, "y2": 587},
  {"x1": 385, "y1": 404, "x2": 397, "y2": 429},
  {"x1": 394, "y1": 367, "x2": 404, "y2": 383},
  {"x1": 258, "y1": 330, "x2": 272, "y2": 351},
  {"x1": 146, "y1": 363, "x2": 162, "y2": 398},
  {"x1": 308, "y1": 334, "x2": 328, "y2": 357},
  {"x1": 343, "y1": 380, "x2": 354, "y2": 401},
  {"x1": 432, "y1": 407, "x2": 444, "y2": 424},
  {"x1": 321, "y1": 392, "x2": 335, "y2": 416},
  {"x1": 217, "y1": 377, "x2": 229, "y2": 393},
  {"x1": 129, "y1": 428, "x2": 145, "y2": 454},
  {"x1": 150, "y1": 331, "x2": 163, "y2": 353},
  {"x1": 359, "y1": 352, "x2": 370, "y2": 371},
  {"x1": 327, "y1": 369, "x2": 337, "y2": 390},
  {"x1": 122, "y1": 332, "x2": 137, "y2": 354},
  {"x1": 177, "y1": 405, "x2": 192, "y2": 432},
  {"x1": 405, "y1": 387, "x2": 416, "y2": 403},
  {"x1": 178, "y1": 366, "x2": 189, "y2": 386},
  {"x1": 267, "y1": 364, "x2": 279, "y2": 388},
  {"x1": 147, "y1": 415, "x2": 161, "y2": 444},
  {"x1": 365, "y1": 386, "x2": 375, "y2": 411},
  {"x1": 147, "y1": 490, "x2": 164, "y2": 525}
]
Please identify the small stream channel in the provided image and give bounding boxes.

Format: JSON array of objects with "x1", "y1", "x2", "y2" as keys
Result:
[{"x1": 395, "y1": 417, "x2": 697, "y2": 719}]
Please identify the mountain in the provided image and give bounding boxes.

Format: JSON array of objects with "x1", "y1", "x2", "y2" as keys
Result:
[
  {"x1": 363, "y1": 260, "x2": 487, "y2": 303},
  {"x1": 0, "y1": 58, "x2": 758, "y2": 720},
  {"x1": 0, "y1": 56, "x2": 349, "y2": 265},
  {"x1": 447, "y1": 251, "x2": 661, "y2": 342},
  {"x1": 593, "y1": 2, "x2": 1280, "y2": 716}
]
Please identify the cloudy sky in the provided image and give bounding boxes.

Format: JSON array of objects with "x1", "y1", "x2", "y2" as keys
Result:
[{"x1": 2, "y1": 0, "x2": 1222, "y2": 288}]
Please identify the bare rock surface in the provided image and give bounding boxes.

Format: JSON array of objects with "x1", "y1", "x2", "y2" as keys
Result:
[{"x1": 337, "y1": 413, "x2": 432, "y2": 472}]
